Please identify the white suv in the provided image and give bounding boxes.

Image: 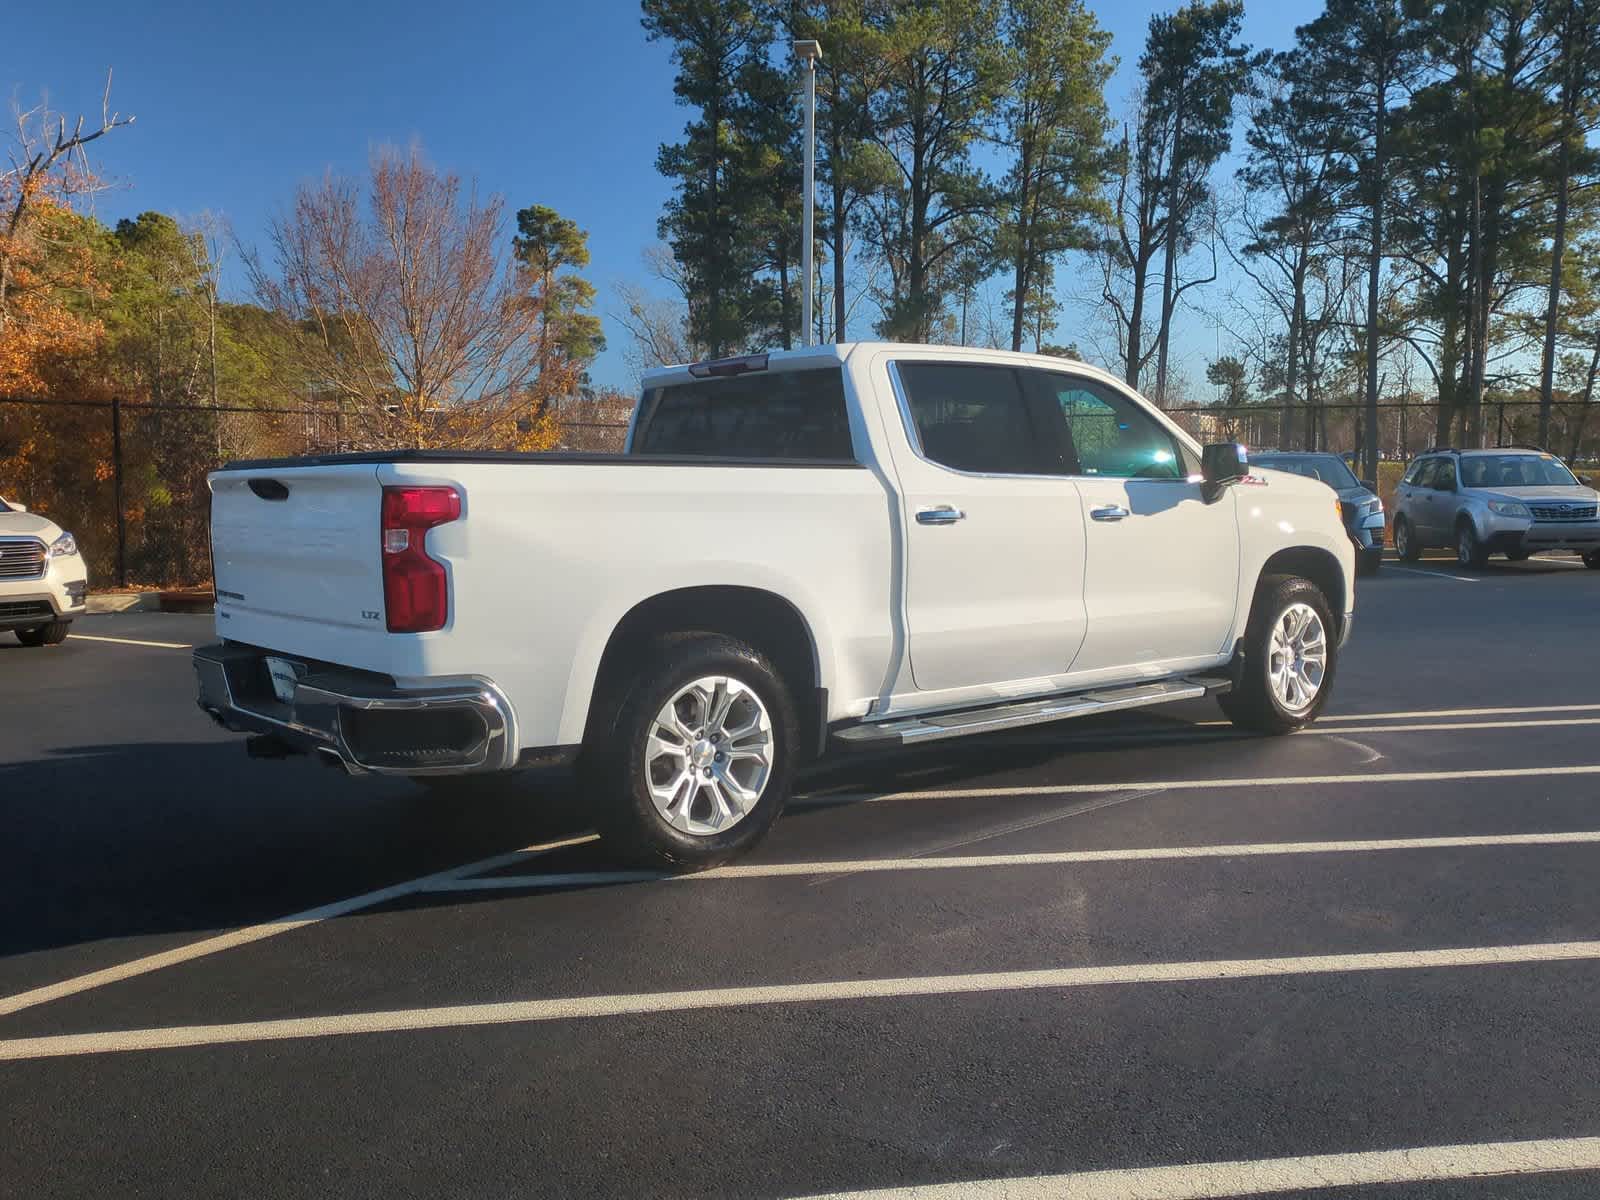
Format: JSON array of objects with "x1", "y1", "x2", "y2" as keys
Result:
[
  {"x1": 1391, "y1": 448, "x2": 1600, "y2": 569},
  {"x1": 0, "y1": 496, "x2": 88, "y2": 645}
]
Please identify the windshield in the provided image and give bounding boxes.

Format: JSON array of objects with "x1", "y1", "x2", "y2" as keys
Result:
[
  {"x1": 1253, "y1": 455, "x2": 1361, "y2": 489},
  {"x1": 1459, "y1": 454, "x2": 1580, "y2": 489}
]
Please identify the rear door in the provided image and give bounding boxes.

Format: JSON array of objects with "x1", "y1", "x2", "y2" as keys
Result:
[
  {"x1": 210, "y1": 466, "x2": 388, "y2": 655},
  {"x1": 1027, "y1": 370, "x2": 1240, "y2": 676},
  {"x1": 883, "y1": 359, "x2": 1087, "y2": 696},
  {"x1": 1419, "y1": 457, "x2": 1457, "y2": 540}
]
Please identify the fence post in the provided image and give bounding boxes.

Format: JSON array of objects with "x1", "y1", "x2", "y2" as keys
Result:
[{"x1": 111, "y1": 396, "x2": 127, "y2": 588}]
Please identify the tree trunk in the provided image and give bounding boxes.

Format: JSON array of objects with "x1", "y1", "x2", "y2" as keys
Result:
[
  {"x1": 830, "y1": 117, "x2": 848, "y2": 343},
  {"x1": 1362, "y1": 92, "x2": 1385, "y2": 482},
  {"x1": 777, "y1": 247, "x2": 792, "y2": 351},
  {"x1": 1568, "y1": 329, "x2": 1600, "y2": 461},
  {"x1": 1283, "y1": 253, "x2": 1305, "y2": 450},
  {"x1": 1155, "y1": 94, "x2": 1187, "y2": 406},
  {"x1": 1125, "y1": 248, "x2": 1149, "y2": 389},
  {"x1": 707, "y1": 89, "x2": 723, "y2": 356},
  {"x1": 1011, "y1": 134, "x2": 1034, "y2": 353},
  {"x1": 1538, "y1": 40, "x2": 1577, "y2": 446}
]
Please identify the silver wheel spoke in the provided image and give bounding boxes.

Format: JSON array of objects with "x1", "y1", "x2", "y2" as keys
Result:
[
  {"x1": 644, "y1": 673, "x2": 774, "y2": 837},
  {"x1": 1267, "y1": 601, "x2": 1327, "y2": 715}
]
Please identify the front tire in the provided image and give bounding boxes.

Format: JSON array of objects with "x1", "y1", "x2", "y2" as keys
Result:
[
  {"x1": 1394, "y1": 518, "x2": 1422, "y2": 562},
  {"x1": 1456, "y1": 521, "x2": 1488, "y2": 569},
  {"x1": 1219, "y1": 575, "x2": 1337, "y2": 735},
  {"x1": 583, "y1": 633, "x2": 797, "y2": 870},
  {"x1": 1585, "y1": 550, "x2": 1600, "y2": 570},
  {"x1": 14, "y1": 620, "x2": 70, "y2": 647},
  {"x1": 1505, "y1": 549, "x2": 1530, "y2": 563}
]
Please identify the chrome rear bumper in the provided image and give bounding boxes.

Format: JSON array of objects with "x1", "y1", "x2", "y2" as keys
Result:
[{"x1": 193, "y1": 642, "x2": 516, "y2": 776}]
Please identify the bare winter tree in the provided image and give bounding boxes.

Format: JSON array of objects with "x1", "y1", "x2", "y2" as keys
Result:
[
  {"x1": 249, "y1": 144, "x2": 553, "y2": 450},
  {"x1": 1, "y1": 72, "x2": 133, "y2": 336}
]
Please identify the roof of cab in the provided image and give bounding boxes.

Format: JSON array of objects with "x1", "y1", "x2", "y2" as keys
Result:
[{"x1": 641, "y1": 342, "x2": 1133, "y2": 394}]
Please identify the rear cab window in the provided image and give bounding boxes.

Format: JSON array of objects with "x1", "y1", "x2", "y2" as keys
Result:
[{"x1": 631, "y1": 366, "x2": 855, "y2": 461}]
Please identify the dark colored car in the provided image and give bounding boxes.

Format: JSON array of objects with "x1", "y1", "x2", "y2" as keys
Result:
[{"x1": 1251, "y1": 452, "x2": 1386, "y2": 575}]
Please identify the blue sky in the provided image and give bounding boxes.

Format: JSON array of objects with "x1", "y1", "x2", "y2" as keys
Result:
[{"x1": 6, "y1": 0, "x2": 1316, "y2": 393}]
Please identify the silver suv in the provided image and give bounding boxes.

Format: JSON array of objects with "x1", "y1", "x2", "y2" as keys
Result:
[{"x1": 1392, "y1": 447, "x2": 1600, "y2": 569}]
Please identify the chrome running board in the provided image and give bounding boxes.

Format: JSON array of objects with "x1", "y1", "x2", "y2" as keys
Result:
[{"x1": 832, "y1": 679, "x2": 1211, "y2": 748}]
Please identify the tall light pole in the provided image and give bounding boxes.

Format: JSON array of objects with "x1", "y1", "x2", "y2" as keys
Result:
[{"x1": 794, "y1": 39, "x2": 822, "y2": 348}]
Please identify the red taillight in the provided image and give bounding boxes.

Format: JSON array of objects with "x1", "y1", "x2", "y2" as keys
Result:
[{"x1": 381, "y1": 486, "x2": 461, "y2": 633}]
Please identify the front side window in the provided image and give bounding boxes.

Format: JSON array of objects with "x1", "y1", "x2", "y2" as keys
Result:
[
  {"x1": 1402, "y1": 460, "x2": 1429, "y2": 486},
  {"x1": 895, "y1": 362, "x2": 1057, "y2": 475},
  {"x1": 632, "y1": 367, "x2": 854, "y2": 460},
  {"x1": 1036, "y1": 375, "x2": 1184, "y2": 479}
]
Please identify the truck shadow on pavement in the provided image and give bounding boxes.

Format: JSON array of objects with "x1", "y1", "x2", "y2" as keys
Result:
[{"x1": 0, "y1": 713, "x2": 1252, "y2": 962}]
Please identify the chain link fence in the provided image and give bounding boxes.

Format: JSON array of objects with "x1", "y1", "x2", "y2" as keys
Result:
[
  {"x1": 1162, "y1": 398, "x2": 1600, "y2": 468},
  {"x1": 0, "y1": 397, "x2": 629, "y2": 589},
  {"x1": 6, "y1": 393, "x2": 1596, "y2": 590}
]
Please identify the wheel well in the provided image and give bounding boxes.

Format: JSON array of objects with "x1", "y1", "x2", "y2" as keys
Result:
[
  {"x1": 1260, "y1": 548, "x2": 1346, "y2": 628},
  {"x1": 587, "y1": 586, "x2": 823, "y2": 758}
]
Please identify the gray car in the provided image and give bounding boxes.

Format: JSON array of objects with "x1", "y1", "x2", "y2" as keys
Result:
[{"x1": 1391, "y1": 447, "x2": 1600, "y2": 569}]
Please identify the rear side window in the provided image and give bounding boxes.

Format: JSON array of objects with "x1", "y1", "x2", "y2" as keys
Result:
[
  {"x1": 895, "y1": 362, "x2": 1058, "y2": 475},
  {"x1": 632, "y1": 368, "x2": 854, "y2": 460}
]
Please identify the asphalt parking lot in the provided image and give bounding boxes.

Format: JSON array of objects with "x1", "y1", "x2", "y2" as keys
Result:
[{"x1": 5, "y1": 551, "x2": 1600, "y2": 1199}]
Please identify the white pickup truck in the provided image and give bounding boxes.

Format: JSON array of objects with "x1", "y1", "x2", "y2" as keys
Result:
[{"x1": 195, "y1": 343, "x2": 1355, "y2": 866}]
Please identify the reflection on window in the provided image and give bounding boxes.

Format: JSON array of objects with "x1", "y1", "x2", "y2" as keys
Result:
[{"x1": 1053, "y1": 386, "x2": 1182, "y2": 479}]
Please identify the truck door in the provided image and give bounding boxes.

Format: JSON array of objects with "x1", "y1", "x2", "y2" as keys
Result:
[
  {"x1": 1026, "y1": 371, "x2": 1241, "y2": 676},
  {"x1": 881, "y1": 358, "x2": 1088, "y2": 696}
]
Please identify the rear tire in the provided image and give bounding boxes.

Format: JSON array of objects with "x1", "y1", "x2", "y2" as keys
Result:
[
  {"x1": 1585, "y1": 550, "x2": 1600, "y2": 570},
  {"x1": 1505, "y1": 549, "x2": 1530, "y2": 563},
  {"x1": 1218, "y1": 575, "x2": 1338, "y2": 736},
  {"x1": 582, "y1": 633, "x2": 797, "y2": 870},
  {"x1": 1394, "y1": 518, "x2": 1422, "y2": 562},
  {"x1": 14, "y1": 620, "x2": 70, "y2": 647},
  {"x1": 1456, "y1": 521, "x2": 1488, "y2": 569}
]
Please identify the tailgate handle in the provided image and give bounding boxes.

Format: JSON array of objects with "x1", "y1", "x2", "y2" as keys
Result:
[{"x1": 248, "y1": 478, "x2": 291, "y2": 501}]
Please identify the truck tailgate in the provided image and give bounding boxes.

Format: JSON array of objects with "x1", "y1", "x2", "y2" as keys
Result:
[{"x1": 210, "y1": 466, "x2": 387, "y2": 655}]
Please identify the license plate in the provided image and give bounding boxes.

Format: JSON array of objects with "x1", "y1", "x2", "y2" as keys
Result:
[{"x1": 264, "y1": 655, "x2": 304, "y2": 704}]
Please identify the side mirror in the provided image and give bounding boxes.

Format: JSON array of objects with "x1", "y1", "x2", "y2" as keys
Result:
[{"x1": 1201, "y1": 443, "x2": 1248, "y2": 501}]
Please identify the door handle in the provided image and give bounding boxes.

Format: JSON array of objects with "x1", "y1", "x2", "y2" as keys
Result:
[
  {"x1": 1090, "y1": 505, "x2": 1130, "y2": 522},
  {"x1": 916, "y1": 505, "x2": 966, "y2": 525}
]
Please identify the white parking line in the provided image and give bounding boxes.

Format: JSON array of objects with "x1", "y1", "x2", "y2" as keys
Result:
[
  {"x1": 1308, "y1": 716, "x2": 1600, "y2": 735},
  {"x1": 1004, "y1": 715, "x2": 1600, "y2": 748},
  {"x1": 1385, "y1": 564, "x2": 1479, "y2": 582},
  {"x1": 0, "y1": 835, "x2": 598, "y2": 1019},
  {"x1": 1320, "y1": 703, "x2": 1600, "y2": 721},
  {"x1": 425, "y1": 831, "x2": 1600, "y2": 893},
  {"x1": 793, "y1": 1136, "x2": 1600, "y2": 1199},
  {"x1": 68, "y1": 633, "x2": 194, "y2": 649},
  {"x1": 1531, "y1": 555, "x2": 1588, "y2": 566},
  {"x1": 794, "y1": 763, "x2": 1600, "y2": 806},
  {"x1": 5, "y1": 939, "x2": 1599, "y2": 1061}
]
